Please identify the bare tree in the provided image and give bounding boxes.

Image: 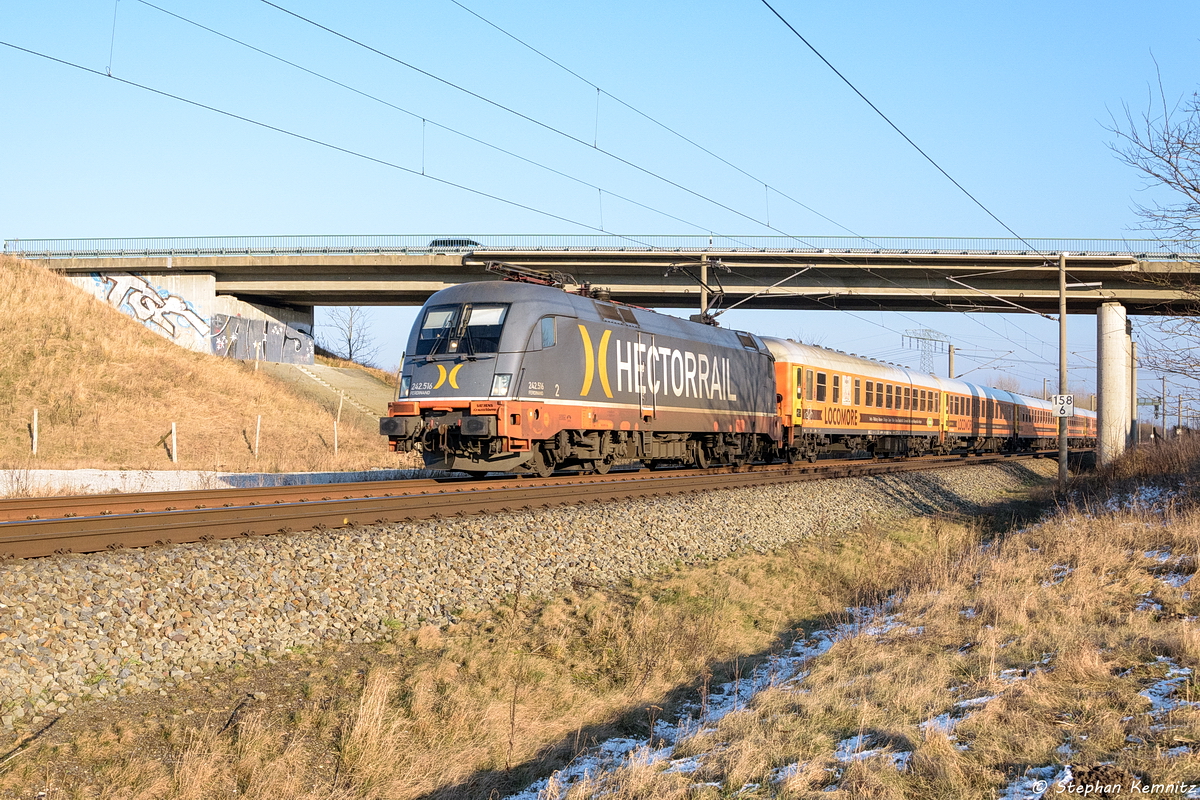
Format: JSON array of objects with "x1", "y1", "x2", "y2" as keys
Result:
[
  {"x1": 320, "y1": 306, "x2": 382, "y2": 366},
  {"x1": 987, "y1": 374, "x2": 1024, "y2": 394},
  {"x1": 1109, "y1": 75, "x2": 1200, "y2": 380},
  {"x1": 1109, "y1": 77, "x2": 1200, "y2": 239}
]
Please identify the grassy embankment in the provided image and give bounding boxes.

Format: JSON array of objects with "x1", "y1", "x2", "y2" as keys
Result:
[
  {"x1": 551, "y1": 439, "x2": 1200, "y2": 798},
  {"x1": 0, "y1": 255, "x2": 411, "y2": 478},
  {"x1": 3, "y1": 248, "x2": 1199, "y2": 796},
  {"x1": 9, "y1": 440, "x2": 1197, "y2": 798}
]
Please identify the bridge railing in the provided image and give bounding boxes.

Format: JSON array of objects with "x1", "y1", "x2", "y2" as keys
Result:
[{"x1": 3, "y1": 234, "x2": 1197, "y2": 259}]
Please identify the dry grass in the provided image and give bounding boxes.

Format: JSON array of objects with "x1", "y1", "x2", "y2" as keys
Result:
[
  {"x1": 6, "y1": 289, "x2": 1200, "y2": 800},
  {"x1": 0, "y1": 256, "x2": 411, "y2": 474},
  {"x1": 0, "y1": 507, "x2": 982, "y2": 799},
  {"x1": 1079, "y1": 432, "x2": 1200, "y2": 502},
  {"x1": 545, "y1": 440, "x2": 1200, "y2": 798},
  {"x1": 314, "y1": 353, "x2": 399, "y2": 389}
]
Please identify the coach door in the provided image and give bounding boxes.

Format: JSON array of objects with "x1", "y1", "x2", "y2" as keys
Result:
[
  {"x1": 940, "y1": 392, "x2": 949, "y2": 442},
  {"x1": 796, "y1": 367, "x2": 813, "y2": 430}
]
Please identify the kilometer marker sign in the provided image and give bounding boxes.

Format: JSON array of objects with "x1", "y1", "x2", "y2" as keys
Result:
[{"x1": 1052, "y1": 394, "x2": 1074, "y2": 418}]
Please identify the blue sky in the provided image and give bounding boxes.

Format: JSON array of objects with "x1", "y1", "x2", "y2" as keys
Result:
[{"x1": 4, "y1": 0, "x2": 1198, "y2": 415}]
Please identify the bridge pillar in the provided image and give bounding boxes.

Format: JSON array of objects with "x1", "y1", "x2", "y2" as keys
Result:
[
  {"x1": 1097, "y1": 302, "x2": 1131, "y2": 465},
  {"x1": 1130, "y1": 340, "x2": 1139, "y2": 447}
]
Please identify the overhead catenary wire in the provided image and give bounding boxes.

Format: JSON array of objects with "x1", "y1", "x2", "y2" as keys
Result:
[
  {"x1": 759, "y1": 0, "x2": 1045, "y2": 256},
  {"x1": 444, "y1": 0, "x2": 865, "y2": 238},
  {"x1": 144, "y1": 0, "x2": 1064, "y2": 365},
  {"x1": 9, "y1": 6, "x2": 1084, "y2": 389},
  {"x1": 756, "y1": 0, "x2": 1094, "y2": 302},
  {"x1": 444, "y1": 0, "x2": 1084, "y2": 363},
  {"x1": 0, "y1": 40, "x2": 668, "y2": 250},
  {"x1": 132, "y1": 0, "x2": 711, "y2": 235},
  {"x1": 257, "y1": 0, "x2": 795, "y2": 239},
  {"x1": 203, "y1": 0, "x2": 1072, "y2": 373}
]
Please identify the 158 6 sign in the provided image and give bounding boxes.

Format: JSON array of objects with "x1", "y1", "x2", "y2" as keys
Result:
[{"x1": 1052, "y1": 395, "x2": 1074, "y2": 418}]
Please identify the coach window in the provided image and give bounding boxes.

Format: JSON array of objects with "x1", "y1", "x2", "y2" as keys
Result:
[
  {"x1": 865, "y1": 381, "x2": 874, "y2": 406},
  {"x1": 885, "y1": 384, "x2": 893, "y2": 409},
  {"x1": 903, "y1": 386, "x2": 911, "y2": 410},
  {"x1": 832, "y1": 375, "x2": 841, "y2": 404},
  {"x1": 854, "y1": 378, "x2": 862, "y2": 406},
  {"x1": 805, "y1": 369, "x2": 814, "y2": 401},
  {"x1": 540, "y1": 317, "x2": 556, "y2": 348},
  {"x1": 816, "y1": 372, "x2": 828, "y2": 402}
]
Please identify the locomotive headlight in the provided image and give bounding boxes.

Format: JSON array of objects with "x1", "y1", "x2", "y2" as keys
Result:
[
  {"x1": 490, "y1": 373, "x2": 512, "y2": 397},
  {"x1": 399, "y1": 376, "x2": 411, "y2": 398}
]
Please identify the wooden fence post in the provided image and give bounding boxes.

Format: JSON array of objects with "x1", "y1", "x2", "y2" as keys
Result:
[{"x1": 334, "y1": 393, "x2": 344, "y2": 456}]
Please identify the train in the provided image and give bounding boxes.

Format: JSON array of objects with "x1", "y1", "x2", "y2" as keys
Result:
[{"x1": 379, "y1": 277, "x2": 1097, "y2": 475}]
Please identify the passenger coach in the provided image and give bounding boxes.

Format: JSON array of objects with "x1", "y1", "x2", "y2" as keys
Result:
[{"x1": 765, "y1": 338, "x2": 1096, "y2": 460}]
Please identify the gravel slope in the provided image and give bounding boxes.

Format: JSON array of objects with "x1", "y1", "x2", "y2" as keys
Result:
[{"x1": 0, "y1": 460, "x2": 1053, "y2": 731}]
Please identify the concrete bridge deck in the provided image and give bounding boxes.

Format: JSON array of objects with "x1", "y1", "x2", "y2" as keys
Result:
[{"x1": 6, "y1": 235, "x2": 1198, "y2": 315}]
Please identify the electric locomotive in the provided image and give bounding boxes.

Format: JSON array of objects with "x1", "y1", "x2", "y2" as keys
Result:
[{"x1": 380, "y1": 279, "x2": 781, "y2": 475}]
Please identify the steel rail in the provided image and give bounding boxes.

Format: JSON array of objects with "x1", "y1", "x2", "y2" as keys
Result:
[{"x1": 0, "y1": 452, "x2": 1062, "y2": 560}]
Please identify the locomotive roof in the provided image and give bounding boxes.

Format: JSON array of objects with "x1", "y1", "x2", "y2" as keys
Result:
[{"x1": 424, "y1": 280, "x2": 769, "y2": 352}]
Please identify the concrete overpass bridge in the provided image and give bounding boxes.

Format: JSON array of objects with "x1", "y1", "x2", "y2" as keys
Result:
[
  {"x1": 7, "y1": 234, "x2": 1199, "y2": 464},
  {"x1": 7, "y1": 234, "x2": 1198, "y2": 315}
]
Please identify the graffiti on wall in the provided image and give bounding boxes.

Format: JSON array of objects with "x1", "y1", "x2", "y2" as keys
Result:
[
  {"x1": 211, "y1": 314, "x2": 315, "y2": 365},
  {"x1": 92, "y1": 272, "x2": 210, "y2": 350}
]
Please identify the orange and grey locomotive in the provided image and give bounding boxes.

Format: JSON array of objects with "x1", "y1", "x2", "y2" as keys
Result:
[{"x1": 380, "y1": 280, "x2": 781, "y2": 476}]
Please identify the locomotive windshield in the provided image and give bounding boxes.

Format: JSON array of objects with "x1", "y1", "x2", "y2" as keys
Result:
[{"x1": 415, "y1": 303, "x2": 509, "y2": 356}]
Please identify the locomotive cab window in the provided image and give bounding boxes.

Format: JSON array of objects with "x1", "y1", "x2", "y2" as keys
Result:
[
  {"x1": 415, "y1": 303, "x2": 510, "y2": 356},
  {"x1": 540, "y1": 317, "x2": 556, "y2": 348}
]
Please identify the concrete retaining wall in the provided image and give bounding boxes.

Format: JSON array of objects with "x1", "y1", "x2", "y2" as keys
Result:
[{"x1": 68, "y1": 271, "x2": 314, "y2": 364}]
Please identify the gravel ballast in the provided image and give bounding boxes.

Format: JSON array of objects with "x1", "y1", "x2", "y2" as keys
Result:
[{"x1": 0, "y1": 460, "x2": 1053, "y2": 730}]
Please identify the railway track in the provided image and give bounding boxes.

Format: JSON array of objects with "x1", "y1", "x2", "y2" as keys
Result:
[{"x1": 0, "y1": 452, "x2": 1068, "y2": 560}]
